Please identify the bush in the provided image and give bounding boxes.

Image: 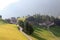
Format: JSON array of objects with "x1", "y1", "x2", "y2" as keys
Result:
[
  {"x1": 23, "y1": 21, "x2": 34, "y2": 35},
  {"x1": 18, "y1": 20, "x2": 34, "y2": 35},
  {"x1": 18, "y1": 20, "x2": 24, "y2": 28},
  {"x1": 5, "y1": 19, "x2": 11, "y2": 23},
  {"x1": 54, "y1": 19, "x2": 60, "y2": 26}
]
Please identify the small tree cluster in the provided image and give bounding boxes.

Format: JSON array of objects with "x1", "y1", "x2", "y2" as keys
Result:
[
  {"x1": 5, "y1": 19, "x2": 11, "y2": 23},
  {"x1": 23, "y1": 21, "x2": 34, "y2": 35},
  {"x1": 18, "y1": 20, "x2": 24, "y2": 28},
  {"x1": 54, "y1": 18, "x2": 60, "y2": 26},
  {"x1": 0, "y1": 15, "x2": 2, "y2": 19},
  {"x1": 18, "y1": 20, "x2": 34, "y2": 35}
]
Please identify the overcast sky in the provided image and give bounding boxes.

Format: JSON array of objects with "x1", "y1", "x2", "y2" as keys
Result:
[{"x1": 0, "y1": 0, "x2": 60, "y2": 18}]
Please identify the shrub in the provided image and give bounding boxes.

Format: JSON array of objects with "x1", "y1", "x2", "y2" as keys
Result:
[
  {"x1": 18, "y1": 20, "x2": 34, "y2": 35},
  {"x1": 54, "y1": 19, "x2": 60, "y2": 26},
  {"x1": 18, "y1": 20, "x2": 24, "y2": 28},
  {"x1": 23, "y1": 21, "x2": 34, "y2": 35}
]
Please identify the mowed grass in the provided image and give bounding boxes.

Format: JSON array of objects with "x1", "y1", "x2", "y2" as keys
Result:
[
  {"x1": 30, "y1": 25, "x2": 60, "y2": 40},
  {"x1": 18, "y1": 17, "x2": 27, "y2": 22},
  {"x1": 0, "y1": 24, "x2": 28, "y2": 40}
]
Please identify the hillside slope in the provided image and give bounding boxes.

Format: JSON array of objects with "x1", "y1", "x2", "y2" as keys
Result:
[
  {"x1": 30, "y1": 25, "x2": 60, "y2": 40},
  {"x1": 0, "y1": 24, "x2": 28, "y2": 40},
  {"x1": 0, "y1": 19, "x2": 7, "y2": 24}
]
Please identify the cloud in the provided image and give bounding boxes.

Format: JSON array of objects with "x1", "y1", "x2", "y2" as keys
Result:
[
  {"x1": 0, "y1": 0, "x2": 60, "y2": 18},
  {"x1": 0, "y1": 0, "x2": 19, "y2": 10}
]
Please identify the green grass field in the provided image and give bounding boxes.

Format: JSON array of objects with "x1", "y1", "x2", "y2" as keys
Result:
[
  {"x1": 17, "y1": 17, "x2": 60, "y2": 40},
  {"x1": 0, "y1": 24, "x2": 28, "y2": 40},
  {"x1": 30, "y1": 25, "x2": 60, "y2": 40},
  {"x1": 0, "y1": 19, "x2": 28, "y2": 40},
  {"x1": 0, "y1": 19, "x2": 7, "y2": 24},
  {"x1": 0, "y1": 19, "x2": 60, "y2": 40}
]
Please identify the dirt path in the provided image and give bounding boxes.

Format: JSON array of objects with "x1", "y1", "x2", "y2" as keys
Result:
[{"x1": 17, "y1": 25, "x2": 32, "y2": 40}]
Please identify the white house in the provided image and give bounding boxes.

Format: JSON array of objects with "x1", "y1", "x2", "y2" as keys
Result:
[{"x1": 39, "y1": 21, "x2": 54, "y2": 27}]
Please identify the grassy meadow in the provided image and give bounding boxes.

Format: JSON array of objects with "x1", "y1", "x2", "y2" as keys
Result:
[
  {"x1": 0, "y1": 17, "x2": 60, "y2": 40},
  {"x1": 30, "y1": 25, "x2": 60, "y2": 40},
  {"x1": 0, "y1": 24, "x2": 28, "y2": 40}
]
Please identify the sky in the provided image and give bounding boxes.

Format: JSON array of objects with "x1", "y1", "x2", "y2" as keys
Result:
[{"x1": 0, "y1": 0, "x2": 60, "y2": 19}]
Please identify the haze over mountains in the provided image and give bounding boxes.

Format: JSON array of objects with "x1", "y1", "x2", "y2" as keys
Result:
[{"x1": 0, "y1": 0, "x2": 60, "y2": 18}]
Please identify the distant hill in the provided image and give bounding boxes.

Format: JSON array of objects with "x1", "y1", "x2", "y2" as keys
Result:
[{"x1": 0, "y1": 19, "x2": 7, "y2": 24}]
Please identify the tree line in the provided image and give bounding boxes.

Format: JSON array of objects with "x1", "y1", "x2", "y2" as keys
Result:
[
  {"x1": 0, "y1": 14, "x2": 60, "y2": 35},
  {"x1": 18, "y1": 14, "x2": 60, "y2": 35}
]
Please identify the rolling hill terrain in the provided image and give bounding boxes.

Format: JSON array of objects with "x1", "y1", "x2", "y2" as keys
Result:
[{"x1": 0, "y1": 24, "x2": 28, "y2": 40}]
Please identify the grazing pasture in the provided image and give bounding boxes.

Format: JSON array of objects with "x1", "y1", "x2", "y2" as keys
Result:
[
  {"x1": 0, "y1": 24, "x2": 28, "y2": 40},
  {"x1": 30, "y1": 25, "x2": 60, "y2": 40}
]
